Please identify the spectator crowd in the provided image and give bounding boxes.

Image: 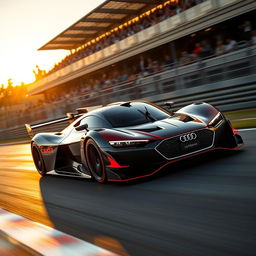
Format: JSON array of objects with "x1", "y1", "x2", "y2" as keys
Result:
[
  {"x1": 35, "y1": 0, "x2": 207, "y2": 79},
  {"x1": 2, "y1": 22, "x2": 255, "y2": 117},
  {"x1": 42, "y1": 25, "x2": 256, "y2": 105}
]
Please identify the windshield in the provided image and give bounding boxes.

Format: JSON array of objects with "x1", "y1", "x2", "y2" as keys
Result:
[{"x1": 102, "y1": 102, "x2": 170, "y2": 128}]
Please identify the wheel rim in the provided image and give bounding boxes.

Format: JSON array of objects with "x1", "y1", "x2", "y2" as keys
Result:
[
  {"x1": 88, "y1": 144, "x2": 103, "y2": 178},
  {"x1": 32, "y1": 147, "x2": 43, "y2": 174}
]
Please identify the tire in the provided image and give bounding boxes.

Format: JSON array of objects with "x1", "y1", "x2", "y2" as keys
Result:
[
  {"x1": 86, "y1": 139, "x2": 107, "y2": 183},
  {"x1": 31, "y1": 142, "x2": 46, "y2": 176}
]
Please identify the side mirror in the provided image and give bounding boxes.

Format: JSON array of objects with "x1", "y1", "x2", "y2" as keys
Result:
[
  {"x1": 75, "y1": 123, "x2": 88, "y2": 131},
  {"x1": 165, "y1": 101, "x2": 174, "y2": 108},
  {"x1": 66, "y1": 112, "x2": 75, "y2": 119},
  {"x1": 76, "y1": 108, "x2": 88, "y2": 114},
  {"x1": 165, "y1": 101, "x2": 174, "y2": 115}
]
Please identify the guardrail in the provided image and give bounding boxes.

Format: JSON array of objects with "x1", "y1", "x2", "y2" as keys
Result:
[{"x1": 0, "y1": 46, "x2": 255, "y2": 140}]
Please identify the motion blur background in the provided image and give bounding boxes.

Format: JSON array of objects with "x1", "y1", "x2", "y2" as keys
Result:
[{"x1": 1, "y1": 1, "x2": 256, "y2": 255}]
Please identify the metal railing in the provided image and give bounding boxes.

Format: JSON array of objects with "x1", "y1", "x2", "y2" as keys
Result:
[{"x1": 0, "y1": 45, "x2": 256, "y2": 140}]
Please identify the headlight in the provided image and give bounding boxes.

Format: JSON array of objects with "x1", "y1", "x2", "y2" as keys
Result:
[
  {"x1": 109, "y1": 139, "x2": 149, "y2": 148},
  {"x1": 208, "y1": 112, "x2": 223, "y2": 127}
]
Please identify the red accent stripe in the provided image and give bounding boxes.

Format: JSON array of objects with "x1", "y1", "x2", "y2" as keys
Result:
[
  {"x1": 232, "y1": 127, "x2": 239, "y2": 135},
  {"x1": 108, "y1": 144, "x2": 243, "y2": 182},
  {"x1": 99, "y1": 132, "x2": 130, "y2": 141},
  {"x1": 131, "y1": 130, "x2": 162, "y2": 140},
  {"x1": 107, "y1": 156, "x2": 129, "y2": 168},
  {"x1": 101, "y1": 127, "x2": 209, "y2": 143}
]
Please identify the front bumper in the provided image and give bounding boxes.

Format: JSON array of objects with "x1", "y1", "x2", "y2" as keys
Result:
[{"x1": 105, "y1": 121, "x2": 243, "y2": 182}]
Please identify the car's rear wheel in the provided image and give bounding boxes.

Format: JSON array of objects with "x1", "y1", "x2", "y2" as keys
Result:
[
  {"x1": 86, "y1": 139, "x2": 106, "y2": 183},
  {"x1": 31, "y1": 142, "x2": 46, "y2": 176}
]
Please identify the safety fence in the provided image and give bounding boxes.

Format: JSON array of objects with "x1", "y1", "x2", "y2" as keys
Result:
[{"x1": 0, "y1": 46, "x2": 255, "y2": 140}]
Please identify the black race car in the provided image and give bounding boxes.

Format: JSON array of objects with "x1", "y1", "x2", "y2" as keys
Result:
[{"x1": 26, "y1": 101, "x2": 243, "y2": 183}]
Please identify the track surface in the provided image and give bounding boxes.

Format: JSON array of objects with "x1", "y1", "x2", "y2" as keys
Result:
[{"x1": 0, "y1": 130, "x2": 256, "y2": 256}]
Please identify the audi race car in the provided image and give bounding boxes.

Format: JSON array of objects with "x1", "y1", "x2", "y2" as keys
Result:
[{"x1": 26, "y1": 101, "x2": 243, "y2": 183}]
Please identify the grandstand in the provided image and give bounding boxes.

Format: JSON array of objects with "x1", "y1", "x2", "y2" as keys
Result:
[{"x1": 0, "y1": 0, "x2": 256, "y2": 133}]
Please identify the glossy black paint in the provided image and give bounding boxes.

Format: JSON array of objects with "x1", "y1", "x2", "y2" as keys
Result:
[{"x1": 29, "y1": 101, "x2": 243, "y2": 182}]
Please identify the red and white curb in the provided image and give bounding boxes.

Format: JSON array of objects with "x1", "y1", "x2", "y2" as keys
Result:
[{"x1": 0, "y1": 208, "x2": 119, "y2": 256}]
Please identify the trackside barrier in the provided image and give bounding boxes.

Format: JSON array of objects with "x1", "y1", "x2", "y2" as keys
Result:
[
  {"x1": 0, "y1": 122, "x2": 69, "y2": 141},
  {"x1": 0, "y1": 47, "x2": 256, "y2": 140},
  {"x1": 0, "y1": 77, "x2": 255, "y2": 141},
  {"x1": 0, "y1": 230, "x2": 41, "y2": 255},
  {"x1": 0, "y1": 208, "x2": 118, "y2": 256}
]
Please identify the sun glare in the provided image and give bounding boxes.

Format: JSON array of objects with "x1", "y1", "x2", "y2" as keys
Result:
[
  {"x1": 0, "y1": 0, "x2": 106, "y2": 87},
  {"x1": 0, "y1": 49, "x2": 68, "y2": 87}
]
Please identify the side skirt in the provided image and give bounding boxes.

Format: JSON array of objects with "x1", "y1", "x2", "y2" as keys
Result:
[
  {"x1": 47, "y1": 169, "x2": 91, "y2": 179},
  {"x1": 48, "y1": 163, "x2": 91, "y2": 179}
]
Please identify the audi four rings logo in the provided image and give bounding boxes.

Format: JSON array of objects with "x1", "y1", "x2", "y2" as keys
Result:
[{"x1": 179, "y1": 133, "x2": 197, "y2": 142}]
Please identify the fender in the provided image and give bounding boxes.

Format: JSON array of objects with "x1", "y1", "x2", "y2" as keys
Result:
[
  {"x1": 32, "y1": 133, "x2": 65, "y2": 173},
  {"x1": 176, "y1": 102, "x2": 220, "y2": 124},
  {"x1": 80, "y1": 130, "x2": 110, "y2": 171},
  {"x1": 32, "y1": 132, "x2": 65, "y2": 146}
]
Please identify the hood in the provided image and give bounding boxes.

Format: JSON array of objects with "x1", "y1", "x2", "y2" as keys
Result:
[{"x1": 105, "y1": 117, "x2": 206, "y2": 140}]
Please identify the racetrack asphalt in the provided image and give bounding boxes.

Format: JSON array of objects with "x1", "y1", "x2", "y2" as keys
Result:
[{"x1": 0, "y1": 130, "x2": 256, "y2": 256}]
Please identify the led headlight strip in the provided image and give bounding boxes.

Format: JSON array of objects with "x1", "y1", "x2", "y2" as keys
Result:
[{"x1": 109, "y1": 139, "x2": 149, "y2": 147}]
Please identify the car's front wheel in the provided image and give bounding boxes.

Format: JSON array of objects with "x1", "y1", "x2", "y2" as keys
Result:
[
  {"x1": 31, "y1": 142, "x2": 46, "y2": 176},
  {"x1": 86, "y1": 139, "x2": 107, "y2": 183}
]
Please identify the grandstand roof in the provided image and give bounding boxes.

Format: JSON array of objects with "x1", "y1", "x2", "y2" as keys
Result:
[{"x1": 39, "y1": 0, "x2": 166, "y2": 50}]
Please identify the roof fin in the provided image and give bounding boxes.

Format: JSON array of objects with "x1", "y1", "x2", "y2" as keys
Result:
[{"x1": 120, "y1": 102, "x2": 131, "y2": 107}]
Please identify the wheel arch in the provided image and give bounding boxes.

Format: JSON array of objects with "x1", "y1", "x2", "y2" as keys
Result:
[
  {"x1": 81, "y1": 131, "x2": 104, "y2": 170},
  {"x1": 32, "y1": 132, "x2": 64, "y2": 146},
  {"x1": 80, "y1": 130, "x2": 112, "y2": 178},
  {"x1": 31, "y1": 141, "x2": 47, "y2": 176},
  {"x1": 176, "y1": 102, "x2": 222, "y2": 124},
  {"x1": 31, "y1": 137, "x2": 59, "y2": 173},
  {"x1": 81, "y1": 135, "x2": 108, "y2": 183}
]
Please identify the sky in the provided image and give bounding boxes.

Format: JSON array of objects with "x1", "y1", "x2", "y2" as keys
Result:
[{"x1": 0, "y1": 0, "x2": 105, "y2": 86}]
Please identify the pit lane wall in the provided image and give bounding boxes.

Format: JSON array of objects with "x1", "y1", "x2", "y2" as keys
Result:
[{"x1": 0, "y1": 77, "x2": 255, "y2": 141}]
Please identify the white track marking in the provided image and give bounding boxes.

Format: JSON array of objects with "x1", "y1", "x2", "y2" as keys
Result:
[
  {"x1": 238, "y1": 128, "x2": 256, "y2": 131},
  {"x1": 0, "y1": 208, "x2": 119, "y2": 256}
]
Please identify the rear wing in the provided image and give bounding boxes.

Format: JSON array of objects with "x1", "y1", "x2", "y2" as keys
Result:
[{"x1": 25, "y1": 109, "x2": 86, "y2": 138}]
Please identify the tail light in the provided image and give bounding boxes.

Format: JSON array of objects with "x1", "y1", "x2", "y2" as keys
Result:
[{"x1": 39, "y1": 146, "x2": 55, "y2": 154}]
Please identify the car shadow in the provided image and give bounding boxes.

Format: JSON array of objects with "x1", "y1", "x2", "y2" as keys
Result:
[
  {"x1": 38, "y1": 148, "x2": 245, "y2": 255},
  {"x1": 111, "y1": 149, "x2": 245, "y2": 186}
]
